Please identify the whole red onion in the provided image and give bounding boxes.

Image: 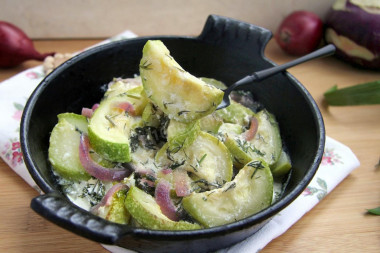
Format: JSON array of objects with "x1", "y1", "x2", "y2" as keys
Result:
[
  {"x1": 275, "y1": 11, "x2": 323, "y2": 56},
  {"x1": 0, "y1": 21, "x2": 54, "y2": 68}
]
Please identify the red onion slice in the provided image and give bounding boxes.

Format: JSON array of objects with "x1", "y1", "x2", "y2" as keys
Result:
[
  {"x1": 155, "y1": 179, "x2": 179, "y2": 221},
  {"x1": 115, "y1": 101, "x2": 135, "y2": 116},
  {"x1": 244, "y1": 117, "x2": 259, "y2": 141},
  {"x1": 91, "y1": 103, "x2": 99, "y2": 111},
  {"x1": 161, "y1": 168, "x2": 172, "y2": 175},
  {"x1": 79, "y1": 134, "x2": 131, "y2": 181},
  {"x1": 173, "y1": 169, "x2": 190, "y2": 197},
  {"x1": 81, "y1": 107, "x2": 93, "y2": 118},
  {"x1": 91, "y1": 183, "x2": 128, "y2": 214}
]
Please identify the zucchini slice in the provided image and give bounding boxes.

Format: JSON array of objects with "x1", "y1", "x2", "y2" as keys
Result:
[
  {"x1": 167, "y1": 119, "x2": 201, "y2": 151},
  {"x1": 141, "y1": 102, "x2": 163, "y2": 128},
  {"x1": 223, "y1": 109, "x2": 282, "y2": 168},
  {"x1": 271, "y1": 149, "x2": 292, "y2": 177},
  {"x1": 199, "y1": 113, "x2": 223, "y2": 134},
  {"x1": 104, "y1": 77, "x2": 143, "y2": 99},
  {"x1": 125, "y1": 186, "x2": 201, "y2": 230},
  {"x1": 216, "y1": 100, "x2": 255, "y2": 126},
  {"x1": 182, "y1": 159, "x2": 273, "y2": 227},
  {"x1": 48, "y1": 113, "x2": 91, "y2": 180},
  {"x1": 139, "y1": 40, "x2": 224, "y2": 123},
  {"x1": 88, "y1": 95, "x2": 143, "y2": 163},
  {"x1": 105, "y1": 189, "x2": 131, "y2": 224},
  {"x1": 155, "y1": 131, "x2": 233, "y2": 186}
]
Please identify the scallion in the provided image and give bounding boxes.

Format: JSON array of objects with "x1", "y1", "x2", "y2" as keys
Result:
[
  {"x1": 323, "y1": 80, "x2": 380, "y2": 106},
  {"x1": 367, "y1": 206, "x2": 380, "y2": 215}
]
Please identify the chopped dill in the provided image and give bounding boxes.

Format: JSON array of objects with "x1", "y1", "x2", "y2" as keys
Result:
[
  {"x1": 192, "y1": 179, "x2": 221, "y2": 190},
  {"x1": 140, "y1": 60, "x2": 152, "y2": 70},
  {"x1": 247, "y1": 160, "x2": 265, "y2": 169},
  {"x1": 248, "y1": 160, "x2": 265, "y2": 179},
  {"x1": 178, "y1": 110, "x2": 190, "y2": 116},
  {"x1": 163, "y1": 101, "x2": 173, "y2": 109},
  {"x1": 126, "y1": 94, "x2": 141, "y2": 99},
  {"x1": 74, "y1": 127, "x2": 83, "y2": 134},
  {"x1": 236, "y1": 138, "x2": 265, "y2": 156},
  {"x1": 191, "y1": 153, "x2": 207, "y2": 172},
  {"x1": 198, "y1": 153, "x2": 207, "y2": 165},
  {"x1": 78, "y1": 179, "x2": 105, "y2": 207},
  {"x1": 223, "y1": 182, "x2": 236, "y2": 192},
  {"x1": 169, "y1": 160, "x2": 185, "y2": 170},
  {"x1": 174, "y1": 66, "x2": 185, "y2": 72},
  {"x1": 105, "y1": 115, "x2": 116, "y2": 127},
  {"x1": 165, "y1": 53, "x2": 173, "y2": 60}
]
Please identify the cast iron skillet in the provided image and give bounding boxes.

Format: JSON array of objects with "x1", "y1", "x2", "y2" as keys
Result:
[{"x1": 20, "y1": 15, "x2": 325, "y2": 253}]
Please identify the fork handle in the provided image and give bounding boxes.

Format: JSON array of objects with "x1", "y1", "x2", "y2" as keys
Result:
[
  {"x1": 231, "y1": 44, "x2": 336, "y2": 89},
  {"x1": 255, "y1": 44, "x2": 336, "y2": 81}
]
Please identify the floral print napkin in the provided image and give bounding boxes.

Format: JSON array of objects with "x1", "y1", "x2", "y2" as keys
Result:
[{"x1": 0, "y1": 30, "x2": 360, "y2": 253}]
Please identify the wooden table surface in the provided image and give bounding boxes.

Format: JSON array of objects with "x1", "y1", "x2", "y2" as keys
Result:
[{"x1": 0, "y1": 39, "x2": 379, "y2": 253}]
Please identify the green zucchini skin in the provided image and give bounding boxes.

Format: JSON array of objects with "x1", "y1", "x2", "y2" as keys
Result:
[
  {"x1": 140, "y1": 40, "x2": 223, "y2": 123},
  {"x1": 182, "y1": 159, "x2": 273, "y2": 227}
]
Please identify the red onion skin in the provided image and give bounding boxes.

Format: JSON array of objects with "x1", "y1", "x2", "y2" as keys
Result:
[
  {"x1": 155, "y1": 179, "x2": 179, "y2": 221},
  {"x1": 325, "y1": 1, "x2": 380, "y2": 69},
  {"x1": 79, "y1": 134, "x2": 131, "y2": 181},
  {"x1": 0, "y1": 21, "x2": 54, "y2": 68},
  {"x1": 275, "y1": 11, "x2": 323, "y2": 56}
]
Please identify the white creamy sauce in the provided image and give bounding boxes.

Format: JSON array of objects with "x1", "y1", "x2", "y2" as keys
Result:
[{"x1": 58, "y1": 176, "x2": 112, "y2": 211}]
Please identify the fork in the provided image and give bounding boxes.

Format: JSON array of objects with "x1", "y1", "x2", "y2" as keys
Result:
[{"x1": 216, "y1": 44, "x2": 336, "y2": 110}]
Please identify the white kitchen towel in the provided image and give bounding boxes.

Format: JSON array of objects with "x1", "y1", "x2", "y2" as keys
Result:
[{"x1": 0, "y1": 30, "x2": 360, "y2": 253}]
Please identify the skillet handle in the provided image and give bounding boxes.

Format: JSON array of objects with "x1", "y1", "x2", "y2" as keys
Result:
[
  {"x1": 31, "y1": 192, "x2": 128, "y2": 245},
  {"x1": 198, "y1": 14, "x2": 273, "y2": 55}
]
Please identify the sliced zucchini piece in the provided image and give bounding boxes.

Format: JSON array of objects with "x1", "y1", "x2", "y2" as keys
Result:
[
  {"x1": 104, "y1": 77, "x2": 143, "y2": 99},
  {"x1": 155, "y1": 131, "x2": 233, "y2": 186},
  {"x1": 88, "y1": 96, "x2": 143, "y2": 163},
  {"x1": 125, "y1": 186, "x2": 201, "y2": 230},
  {"x1": 167, "y1": 119, "x2": 201, "y2": 151},
  {"x1": 57, "y1": 112, "x2": 89, "y2": 134},
  {"x1": 141, "y1": 102, "x2": 163, "y2": 128},
  {"x1": 271, "y1": 149, "x2": 292, "y2": 177},
  {"x1": 216, "y1": 100, "x2": 255, "y2": 126},
  {"x1": 105, "y1": 189, "x2": 131, "y2": 224},
  {"x1": 218, "y1": 123, "x2": 244, "y2": 136},
  {"x1": 200, "y1": 77, "x2": 227, "y2": 90},
  {"x1": 182, "y1": 159, "x2": 273, "y2": 227},
  {"x1": 48, "y1": 113, "x2": 90, "y2": 180},
  {"x1": 223, "y1": 109, "x2": 282, "y2": 168},
  {"x1": 139, "y1": 40, "x2": 224, "y2": 123},
  {"x1": 199, "y1": 113, "x2": 223, "y2": 134}
]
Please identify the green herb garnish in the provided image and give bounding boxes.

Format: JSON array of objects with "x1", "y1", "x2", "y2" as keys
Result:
[
  {"x1": 198, "y1": 154, "x2": 207, "y2": 166},
  {"x1": 105, "y1": 115, "x2": 116, "y2": 127},
  {"x1": 248, "y1": 160, "x2": 265, "y2": 179},
  {"x1": 324, "y1": 80, "x2": 380, "y2": 106},
  {"x1": 178, "y1": 110, "x2": 190, "y2": 116},
  {"x1": 367, "y1": 206, "x2": 380, "y2": 215},
  {"x1": 223, "y1": 182, "x2": 236, "y2": 192},
  {"x1": 140, "y1": 60, "x2": 152, "y2": 70}
]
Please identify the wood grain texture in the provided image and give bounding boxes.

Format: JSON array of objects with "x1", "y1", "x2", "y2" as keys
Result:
[{"x1": 0, "y1": 39, "x2": 379, "y2": 253}]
